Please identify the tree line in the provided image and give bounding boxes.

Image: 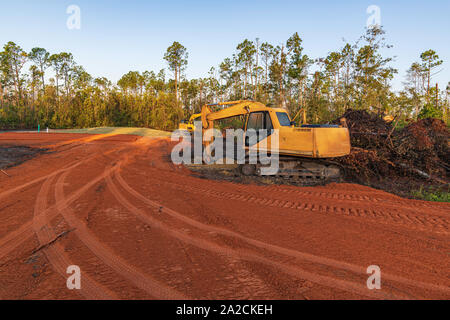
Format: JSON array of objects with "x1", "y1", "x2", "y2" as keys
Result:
[{"x1": 0, "y1": 27, "x2": 448, "y2": 131}]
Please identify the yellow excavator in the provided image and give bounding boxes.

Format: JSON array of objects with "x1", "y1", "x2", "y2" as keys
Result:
[
  {"x1": 179, "y1": 113, "x2": 202, "y2": 132},
  {"x1": 200, "y1": 100, "x2": 351, "y2": 182}
]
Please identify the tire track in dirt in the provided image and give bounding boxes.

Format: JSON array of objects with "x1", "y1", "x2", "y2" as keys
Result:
[
  {"x1": 0, "y1": 157, "x2": 122, "y2": 261},
  {"x1": 149, "y1": 164, "x2": 450, "y2": 216},
  {"x1": 54, "y1": 165, "x2": 188, "y2": 300},
  {"x1": 32, "y1": 173, "x2": 116, "y2": 299},
  {"x1": 175, "y1": 176, "x2": 450, "y2": 233},
  {"x1": 156, "y1": 139, "x2": 448, "y2": 213},
  {"x1": 1, "y1": 139, "x2": 180, "y2": 299},
  {"x1": 0, "y1": 159, "x2": 81, "y2": 202},
  {"x1": 0, "y1": 133, "x2": 138, "y2": 203},
  {"x1": 253, "y1": 185, "x2": 449, "y2": 210},
  {"x1": 0, "y1": 134, "x2": 110, "y2": 200},
  {"x1": 0, "y1": 137, "x2": 136, "y2": 261},
  {"x1": 3, "y1": 136, "x2": 447, "y2": 299},
  {"x1": 115, "y1": 169, "x2": 450, "y2": 296},
  {"x1": 145, "y1": 175, "x2": 449, "y2": 235},
  {"x1": 162, "y1": 165, "x2": 450, "y2": 215},
  {"x1": 106, "y1": 169, "x2": 408, "y2": 300}
]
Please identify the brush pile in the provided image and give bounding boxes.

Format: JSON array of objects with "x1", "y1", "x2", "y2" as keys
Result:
[
  {"x1": 337, "y1": 109, "x2": 392, "y2": 149},
  {"x1": 333, "y1": 110, "x2": 449, "y2": 185},
  {"x1": 394, "y1": 118, "x2": 449, "y2": 174}
]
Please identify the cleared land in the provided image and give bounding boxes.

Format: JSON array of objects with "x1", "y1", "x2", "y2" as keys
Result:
[
  {"x1": 53, "y1": 126, "x2": 172, "y2": 137},
  {"x1": 0, "y1": 132, "x2": 448, "y2": 299}
]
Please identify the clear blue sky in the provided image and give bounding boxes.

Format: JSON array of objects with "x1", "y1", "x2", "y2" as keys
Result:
[{"x1": 0, "y1": 0, "x2": 449, "y2": 91}]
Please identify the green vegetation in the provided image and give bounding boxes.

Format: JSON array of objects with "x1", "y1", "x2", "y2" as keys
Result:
[
  {"x1": 0, "y1": 27, "x2": 449, "y2": 131},
  {"x1": 411, "y1": 186, "x2": 450, "y2": 202},
  {"x1": 418, "y1": 103, "x2": 443, "y2": 120}
]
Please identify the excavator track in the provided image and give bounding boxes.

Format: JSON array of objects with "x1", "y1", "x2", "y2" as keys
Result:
[
  {"x1": 239, "y1": 157, "x2": 345, "y2": 186},
  {"x1": 183, "y1": 140, "x2": 346, "y2": 186}
]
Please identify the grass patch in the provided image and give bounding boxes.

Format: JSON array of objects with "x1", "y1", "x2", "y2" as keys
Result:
[
  {"x1": 54, "y1": 127, "x2": 171, "y2": 137},
  {"x1": 411, "y1": 186, "x2": 450, "y2": 202}
]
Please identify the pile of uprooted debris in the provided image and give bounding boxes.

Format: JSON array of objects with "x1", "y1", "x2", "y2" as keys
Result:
[{"x1": 333, "y1": 109, "x2": 449, "y2": 195}]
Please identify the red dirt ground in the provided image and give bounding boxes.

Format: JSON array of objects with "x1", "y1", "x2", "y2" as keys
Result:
[{"x1": 0, "y1": 132, "x2": 448, "y2": 300}]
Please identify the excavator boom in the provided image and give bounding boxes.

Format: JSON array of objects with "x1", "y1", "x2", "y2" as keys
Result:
[{"x1": 201, "y1": 101, "x2": 267, "y2": 128}]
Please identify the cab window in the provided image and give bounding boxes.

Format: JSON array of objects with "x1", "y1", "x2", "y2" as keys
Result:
[
  {"x1": 247, "y1": 112, "x2": 273, "y2": 130},
  {"x1": 247, "y1": 112, "x2": 264, "y2": 130},
  {"x1": 276, "y1": 112, "x2": 292, "y2": 126},
  {"x1": 245, "y1": 112, "x2": 273, "y2": 146}
]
